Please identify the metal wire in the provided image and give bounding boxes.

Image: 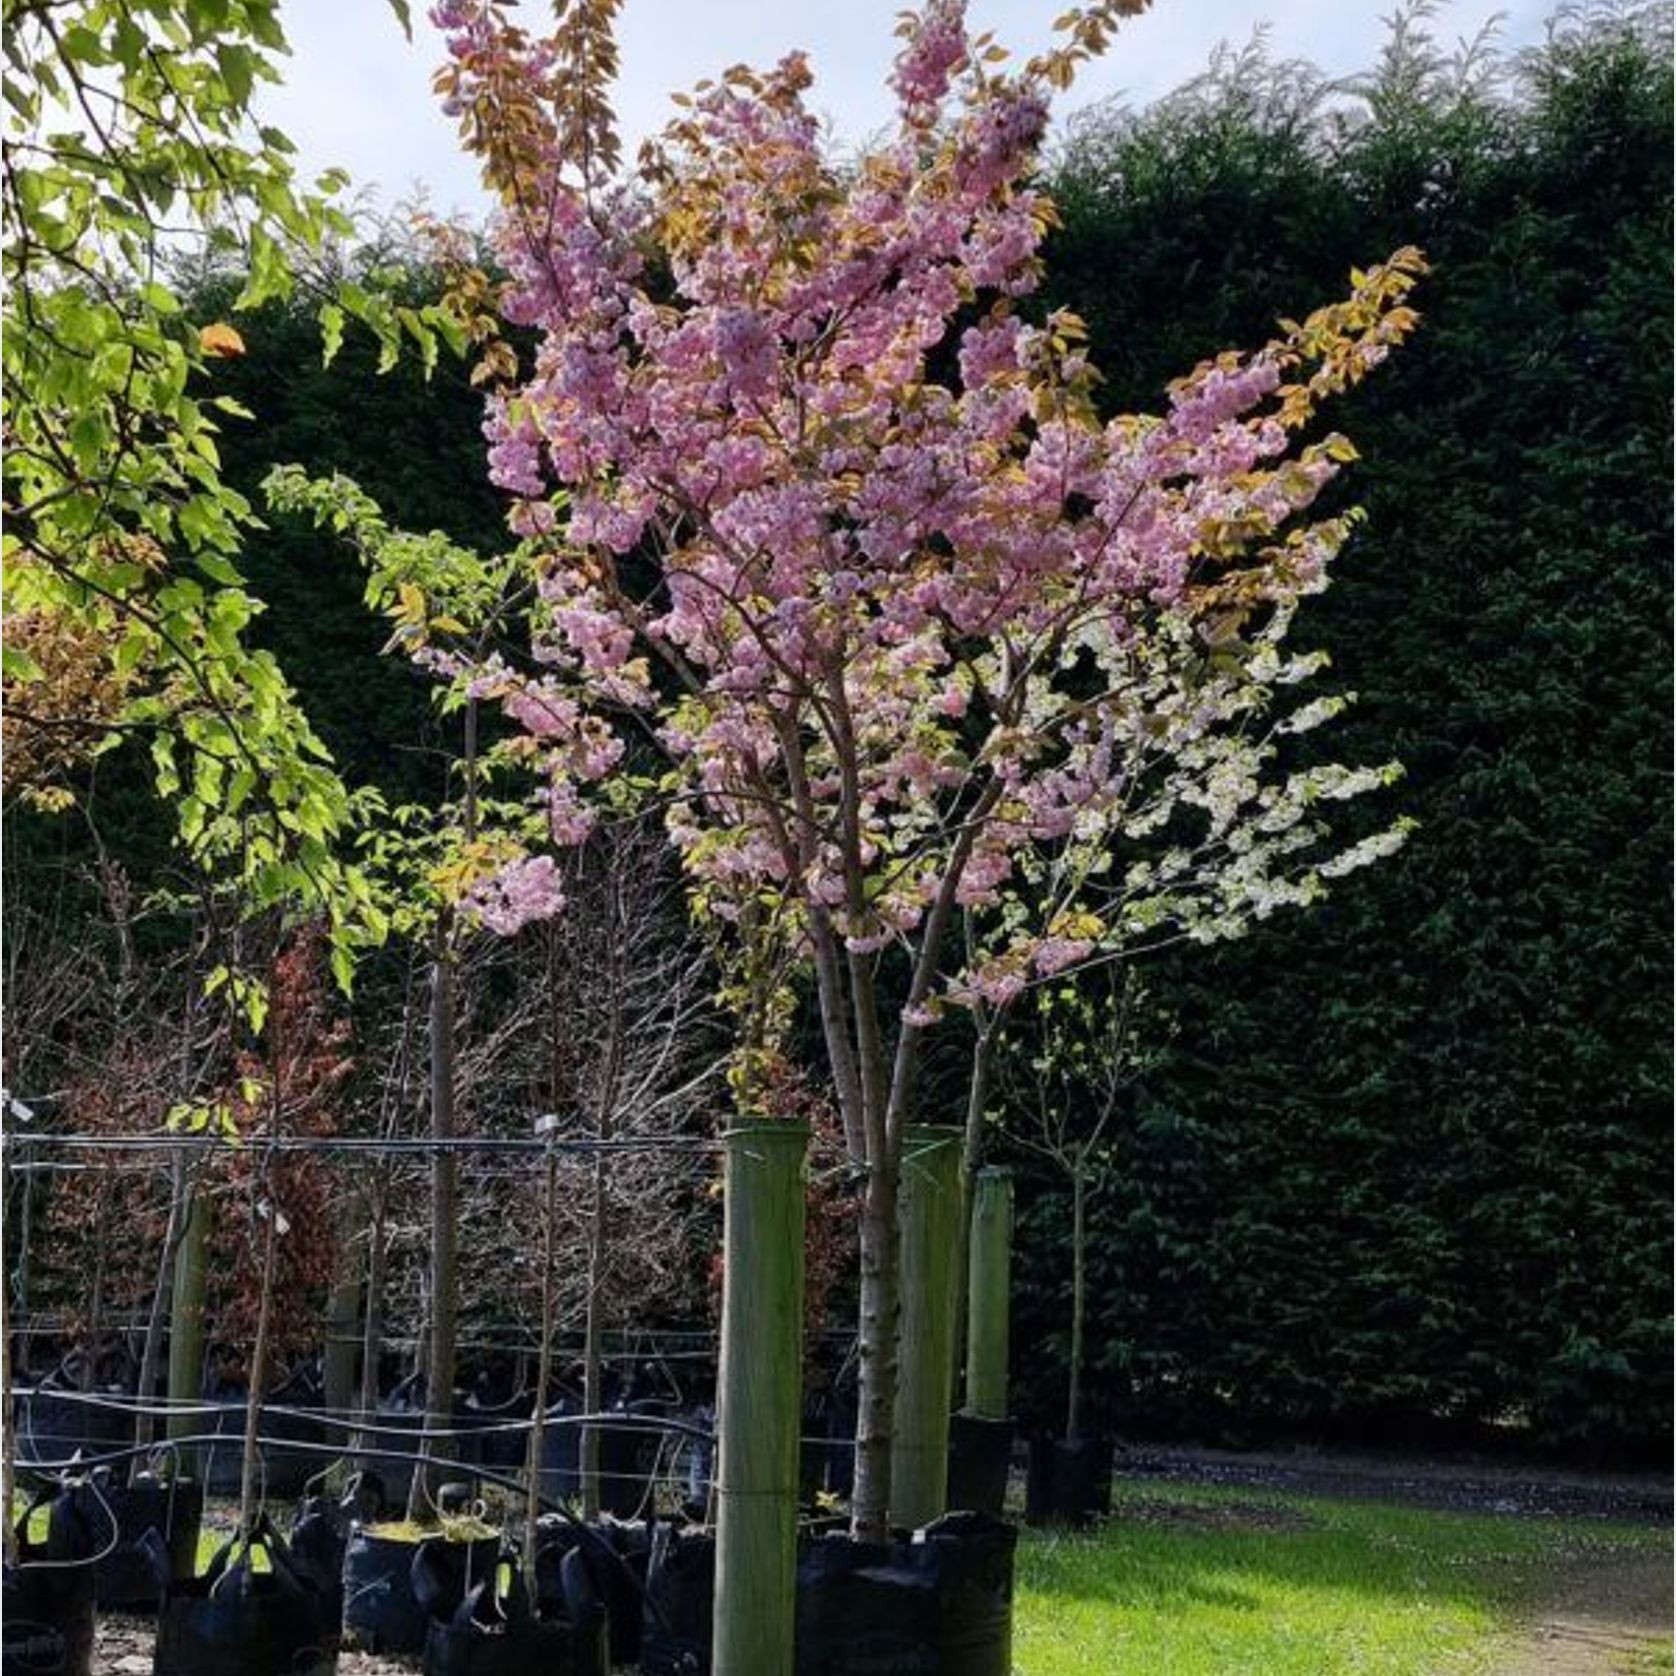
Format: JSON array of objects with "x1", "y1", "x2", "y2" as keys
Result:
[{"x1": 2, "y1": 1132, "x2": 719, "y2": 1156}]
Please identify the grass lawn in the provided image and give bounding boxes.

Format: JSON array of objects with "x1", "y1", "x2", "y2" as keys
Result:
[{"x1": 1014, "y1": 1480, "x2": 1672, "y2": 1676}]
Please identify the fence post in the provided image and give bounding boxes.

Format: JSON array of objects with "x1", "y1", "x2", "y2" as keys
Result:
[
  {"x1": 964, "y1": 1167, "x2": 1013, "y2": 1420},
  {"x1": 890, "y1": 1124, "x2": 961, "y2": 1529},
  {"x1": 713, "y1": 1120, "x2": 808, "y2": 1676}
]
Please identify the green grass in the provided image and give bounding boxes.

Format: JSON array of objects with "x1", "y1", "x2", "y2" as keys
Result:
[
  {"x1": 1014, "y1": 1480, "x2": 1670, "y2": 1676},
  {"x1": 1614, "y1": 1640, "x2": 1675, "y2": 1675}
]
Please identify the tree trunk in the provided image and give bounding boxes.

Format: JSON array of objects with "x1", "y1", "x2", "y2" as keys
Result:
[
  {"x1": 356, "y1": 1187, "x2": 387, "y2": 1464},
  {"x1": 410, "y1": 939, "x2": 459, "y2": 1520},
  {"x1": 1067, "y1": 1160, "x2": 1087, "y2": 1444},
  {"x1": 239, "y1": 1182, "x2": 282, "y2": 1532},
  {"x1": 131, "y1": 1153, "x2": 189, "y2": 1471},
  {"x1": 524, "y1": 1145, "x2": 558, "y2": 1588},
  {"x1": 579, "y1": 1152, "x2": 607, "y2": 1521},
  {"x1": 850, "y1": 1152, "x2": 900, "y2": 1544}
]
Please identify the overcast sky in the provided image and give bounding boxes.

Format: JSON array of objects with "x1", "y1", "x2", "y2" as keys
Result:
[{"x1": 260, "y1": 0, "x2": 1554, "y2": 221}]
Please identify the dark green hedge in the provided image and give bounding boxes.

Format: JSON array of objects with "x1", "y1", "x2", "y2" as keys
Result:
[{"x1": 1007, "y1": 5, "x2": 1672, "y2": 1459}]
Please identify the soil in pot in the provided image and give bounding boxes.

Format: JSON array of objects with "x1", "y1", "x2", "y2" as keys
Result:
[
  {"x1": 152, "y1": 1518, "x2": 336, "y2": 1676},
  {"x1": 344, "y1": 1512, "x2": 502, "y2": 1655},
  {"x1": 1024, "y1": 1434, "x2": 1111, "y2": 1527},
  {"x1": 946, "y1": 1415, "x2": 1014, "y2": 1518}
]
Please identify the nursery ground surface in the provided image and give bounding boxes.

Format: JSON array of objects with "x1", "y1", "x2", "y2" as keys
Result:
[
  {"x1": 81, "y1": 1469, "x2": 1673, "y2": 1674},
  {"x1": 1015, "y1": 1480, "x2": 1672, "y2": 1676}
]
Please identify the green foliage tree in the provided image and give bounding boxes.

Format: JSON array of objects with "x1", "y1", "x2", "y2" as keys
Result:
[{"x1": 2, "y1": 0, "x2": 463, "y2": 994}]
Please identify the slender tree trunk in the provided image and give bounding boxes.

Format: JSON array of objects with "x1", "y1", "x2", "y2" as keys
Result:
[
  {"x1": 1067, "y1": 1159, "x2": 1087, "y2": 1444},
  {"x1": 356, "y1": 1187, "x2": 387, "y2": 1463},
  {"x1": 239, "y1": 1178, "x2": 282, "y2": 1532},
  {"x1": 131, "y1": 1153, "x2": 188, "y2": 1470},
  {"x1": 410, "y1": 935, "x2": 459, "y2": 1520},
  {"x1": 579, "y1": 1152, "x2": 607, "y2": 1521},
  {"x1": 524, "y1": 1144, "x2": 558, "y2": 1588},
  {"x1": 851, "y1": 1152, "x2": 900, "y2": 1543}
]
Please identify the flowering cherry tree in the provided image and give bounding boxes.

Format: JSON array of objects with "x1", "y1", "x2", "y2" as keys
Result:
[{"x1": 428, "y1": 0, "x2": 1422, "y2": 1538}]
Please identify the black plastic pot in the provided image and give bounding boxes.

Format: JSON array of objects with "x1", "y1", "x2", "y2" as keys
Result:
[
  {"x1": 1024, "y1": 1435, "x2": 1111, "y2": 1527},
  {"x1": 422, "y1": 1548, "x2": 609, "y2": 1676},
  {"x1": 638, "y1": 1523, "x2": 713, "y2": 1676},
  {"x1": 88, "y1": 1470, "x2": 203, "y2": 1611},
  {"x1": 2, "y1": 1560, "x2": 96, "y2": 1676},
  {"x1": 639, "y1": 1511, "x2": 1016, "y2": 1676},
  {"x1": 286, "y1": 1474, "x2": 376, "y2": 1643},
  {"x1": 536, "y1": 1516, "x2": 650, "y2": 1665},
  {"x1": 797, "y1": 1512, "x2": 1016, "y2": 1676},
  {"x1": 153, "y1": 1518, "x2": 336, "y2": 1676},
  {"x1": 1, "y1": 1480, "x2": 106, "y2": 1676},
  {"x1": 343, "y1": 1523, "x2": 503, "y2": 1654},
  {"x1": 946, "y1": 1415, "x2": 1014, "y2": 1518}
]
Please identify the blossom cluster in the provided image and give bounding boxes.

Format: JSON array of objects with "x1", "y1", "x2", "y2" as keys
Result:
[{"x1": 430, "y1": 0, "x2": 1421, "y2": 1012}]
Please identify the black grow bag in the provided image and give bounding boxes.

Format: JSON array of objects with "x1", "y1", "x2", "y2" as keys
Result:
[
  {"x1": 638, "y1": 1523, "x2": 712, "y2": 1676},
  {"x1": 946, "y1": 1415, "x2": 1013, "y2": 1518},
  {"x1": 1, "y1": 1479, "x2": 108, "y2": 1676},
  {"x1": 422, "y1": 1549, "x2": 608, "y2": 1676},
  {"x1": 344, "y1": 1523, "x2": 503, "y2": 1654},
  {"x1": 1024, "y1": 1435, "x2": 1111, "y2": 1527},
  {"x1": 88, "y1": 1470, "x2": 203, "y2": 1611},
  {"x1": 537, "y1": 1516, "x2": 650, "y2": 1665},
  {"x1": 2, "y1": 1562, "x2": 96, "y2": 1676},
  {"x1": 153, "y1": 1518, "x2": 335, "y2": 1676},
  {"x1": 639, "y1": 1511, "x2": 1016, "y2": 1676},
  {"x1": 286, "y1": 1474, "x2": 376, "y2": 1640}
]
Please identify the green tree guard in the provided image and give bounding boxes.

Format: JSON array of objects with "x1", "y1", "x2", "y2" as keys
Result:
[
  {"x1": 890, "y1": 1125, "x2": 962, "y2": 1529},
  {"x1": 964, "y1": 1168, "x2": 1013, "y2": 1421},
  {"x1": 165, "y1": 1188, "x2": 209, "y2": 1478},
  {"x1": 714, "y1": 1120, "x2": 809, "y2": 1676}
]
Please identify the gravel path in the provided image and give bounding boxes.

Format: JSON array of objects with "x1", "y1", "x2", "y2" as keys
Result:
[
  {"x1": 1118, "y1": 1443, "x2": 1672, "y2": 1525},
  {"x1": 1489, "y1": 1548, "x2": 1673, "y2": 1676}
]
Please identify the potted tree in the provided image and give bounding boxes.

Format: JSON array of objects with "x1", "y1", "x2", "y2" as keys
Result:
[
  {"x1": 412, "y1": 4, "x2": 1422, "y2": 1668},
  {"x1": 1002, "y1": 969, "x2": 1169, "y2": 1524}
]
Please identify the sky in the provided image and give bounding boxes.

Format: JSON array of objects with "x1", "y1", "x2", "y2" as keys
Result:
[{"x1": 260, "y1": 0, "x2": 1556, "y2": 222}]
